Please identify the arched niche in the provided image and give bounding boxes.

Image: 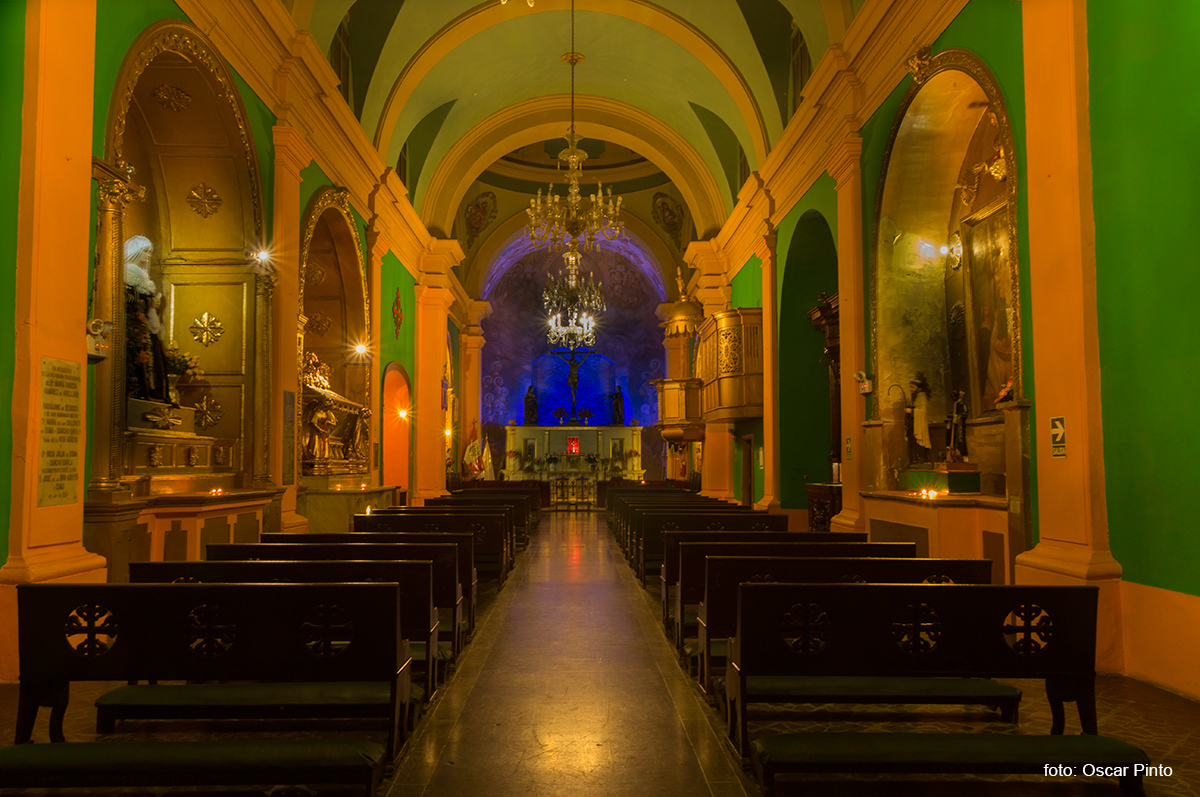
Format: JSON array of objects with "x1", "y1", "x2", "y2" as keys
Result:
[
  {"x1": 298, "y1": 187, "x2": 371, "y2": 476},
  {"x1": 382, "y1": 363, "x2": 412, "y2": 493},
  {"x1": 98, "y1": 20, "x2": 267, "y2": 490},
  {"x1": 871, "y1": 48, "x2": 1022, "y2": 482},
  {"x1": 779, "y1": 210, "x2": 839, "y2": 508}
]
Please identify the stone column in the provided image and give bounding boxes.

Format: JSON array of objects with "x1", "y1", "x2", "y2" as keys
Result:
[
  {"x1": 826, "y1": 136, "x2": 868, "y2": 532},
  {"x1": 1, "y1": 0, "x2": 108, "y2": 681},
  {"x1": 756, "y1": 234, "x2": 781, "y2": 512},
  {"x1": 459, "y1": 299, "x2": 492, "y2": 474},
  {"x1": 1014, "y1": 0, "x2": 1122, "y2": 670},
  {"x1": 413, "y1": 239, "x2": 462, "y2": 503},
  {"x1": 365, "y1": 228, "x2": 391, "y2": 484},
  {"x1": 270, "y1": 125, "x2": 315, "y2": 532},
  {"x1": 686, "y1": 242, "x2": 735, "y2": 499}
]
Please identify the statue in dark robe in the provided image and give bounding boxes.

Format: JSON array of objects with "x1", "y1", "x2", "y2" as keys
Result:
[
  {"x1": 946, "y1": 390, "x2": 968, "y2": 462},
  {"x1": 523, "y1": 386, "x2": 538, "y2": 425},
  {"x1": 609, "y1": 386, "x2": 625, "y2": 426}
]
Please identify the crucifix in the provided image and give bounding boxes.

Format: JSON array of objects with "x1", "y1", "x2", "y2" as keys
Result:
[{"x1": 551, "y1": 349, "x2": 591, "y2": 422}]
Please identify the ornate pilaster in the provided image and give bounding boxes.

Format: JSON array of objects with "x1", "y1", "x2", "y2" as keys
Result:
[
  {"x1": 755, "y1": 233, "x2": 781, "y2": 512},
  {"x1": 252, "y1": 265, "x2": 276, "y2": 485},
  {"x1": 90, "y1": 163, "x2": 145, "y2": 494},
  {"x1": 826, "y1": 135, "x2": 867, "y2": 532},
  {"x1": 684, "y1": 240, "x2": 732, "y2": 316},
  {"x1": 459, "y1": 299, "x2": 492, "y2": 473},
  {"x1": 413, "y1": 243, "x2": 461, "y2": 502}
]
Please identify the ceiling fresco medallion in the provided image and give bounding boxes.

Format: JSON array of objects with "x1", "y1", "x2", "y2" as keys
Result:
[
  {"x1": 195, "y1": 395, "x2": 223, "y2": 431},
  {"x1": 190, "y1": 312, "x2": 225, "y2": 347},
  {"x1": 393, "y1": 289, "x2": 404, "y2": 339},
  {"x1": 462, "y1": 191, "x2": 497, "y2": 249},
  {"x1": 187, "y1": 183, "x2": 223, "y2": 218},
  {"x1": 151, "y1": 84, "x2": 192, "y2": 112}
]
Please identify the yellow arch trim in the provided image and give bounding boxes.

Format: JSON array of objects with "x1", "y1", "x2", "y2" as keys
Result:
[
  {"x1": 372, "y1": 0, "x2": 768, "y2": 166},
  {"x1": 422, "y1": 94, "x2": 727, "y2": 241},
  {"x1": 466, "y1": 209, "x2": 678, "y2": 302}
]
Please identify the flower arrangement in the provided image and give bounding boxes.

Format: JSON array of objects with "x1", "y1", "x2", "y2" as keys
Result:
[
  {"x1": 507, "y1": 450, "x2": 521, "y2": 458},
  {"x1": 578, "y1": 408, "x2": 594, "y2": 424},
  {"x1": 164, "y1": 345, "x2": 204, "y2": 378},
  {"x1": 627, "y1": 449, "x2": 640, "y2": 458},
  {"x1": 544, "y1": 453, "x2": 561, "y2": 465},
  {"x1": 584, "y1": 453, "x2": 599, "y2": 464}
]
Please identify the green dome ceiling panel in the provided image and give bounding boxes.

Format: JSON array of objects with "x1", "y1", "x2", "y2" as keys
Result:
[{"x1": 391, "y1": 10, "x2": 754, "y2": 213}]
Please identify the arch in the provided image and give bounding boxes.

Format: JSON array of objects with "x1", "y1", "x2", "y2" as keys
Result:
[
  {"x1": 106, "y1": 20, "x2": 264, "y2": 244},
  {"x1": 467, "y1": 209, "x2": 677, "y2": 303},
  {"x1": 778, "y1": 209, "x2": 839, "y2": 509},
  {"x1": 372, "y1": 0, "x2": 770, "y2": 168},
  {"x1": 421, "y1": 94, "x2": 727, "y2": 240},
  {"x1": 382, "y1": 362, "x2": 412, "y2": 492}
]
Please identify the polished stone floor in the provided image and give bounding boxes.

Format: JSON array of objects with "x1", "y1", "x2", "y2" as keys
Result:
[{"x1": 2, "y1": 510, "x2": 1200, "y2": 796}]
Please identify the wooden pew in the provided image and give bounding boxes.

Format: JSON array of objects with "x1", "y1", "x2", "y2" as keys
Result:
[
  {"x1": 395, "y1": 503, "x2": 517, "y2": 567},
  {"x1": 128, "y1": 559, "x2": 438, "y2": 709},
  {"x1": 731, "y1": 583, "x2": 1151, "y2": 796},
  {"x1": 673, "y1": 540, "x2": 915, "y2": 659},
  {"x1": 659, "y1": 530, "x2": 868, "y2": 631},
  {"x1": 456, "y1": 481, "x2": 544, "y2": 523},
  {"x1": 206, "y1": 542, "x2": 462, "y2": 669},
  {"x1": 604, "y1": 489, "x2": 701, "y2": 539},
  {"x1": 11, "y1": 582, "x2": 398, "y2": 791},
  {"x1": 358, "y1": 509, "x2": 509, "y2": 586},
  {"x1": 426, "y1": 494, "x2": 530, "y2": 555},
  {"x1": 611, "y1": 494, "x2": 728, "y2": 554},
  {"x1": 266, "y1": 528, "x2": 479, "y2": 631},
  {"x1": 636, "y1": 510, "x2": 788, "y2": 584},
  {"x1": 695, "y1": 555, "x2": 996, "y2": 695}
]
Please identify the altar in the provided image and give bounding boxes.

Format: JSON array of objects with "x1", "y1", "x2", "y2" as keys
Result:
[{"x1": 502, "y1": 424, "x2": 645, "y2": 484}]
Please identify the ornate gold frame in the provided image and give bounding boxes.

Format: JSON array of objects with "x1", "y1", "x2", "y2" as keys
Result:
[
  {"x1": 868, "y1": 47, "x2": 1022, "y2": 421},
  {"x1": 105, "y1": 21, "x2": 264, "y2": 240},
  {"x1": 297, "y1": 187, "x2": 372, "y2": 472}
]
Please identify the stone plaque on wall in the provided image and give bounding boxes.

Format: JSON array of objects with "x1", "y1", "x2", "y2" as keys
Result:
[
  {"x1": 283, "y1": 390, "x2": 295, "y2": 485},
  {"x1": 38, "y1": 358, "x2": 82, "y2": 507}
]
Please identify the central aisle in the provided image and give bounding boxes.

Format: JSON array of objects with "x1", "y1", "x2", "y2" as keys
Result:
[{"x1": 388, "y1": 510, "x2": 750, "y2": 797}]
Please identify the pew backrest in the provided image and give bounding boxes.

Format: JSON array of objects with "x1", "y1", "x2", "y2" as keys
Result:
[{"x1": 662, "y1": 530, "x2": 868, "y2": 585}]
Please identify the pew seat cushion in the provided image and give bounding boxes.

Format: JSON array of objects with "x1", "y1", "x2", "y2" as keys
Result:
[
  {"x1": 96, "y1": 682, "x2": 392, "y2": 712},
  {"x1": 744, "y1": 675, "x2": 1021, "y2": 705},
  {"x1": 752, "y1": 731, "x2": 1149, "y2": 774},
  {"x1": 0, "y1": 738, "x2": 385, "y2": 788}
]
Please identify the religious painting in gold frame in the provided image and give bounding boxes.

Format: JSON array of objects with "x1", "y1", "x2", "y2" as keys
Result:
[{"x1": 960, "y1": 198, "x2": 1014, "y2": 416}]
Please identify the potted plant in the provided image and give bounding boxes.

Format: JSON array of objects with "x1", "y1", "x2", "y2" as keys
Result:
[
  {"x1": 584, "y1": 453, "x2": 599, "y2": 472},
  {"x1": 544, "y1": 453, "x2": 561, "y2": 471},
  {"x1": 163, "y1": 344, "x2": 203, "y2": 404}
]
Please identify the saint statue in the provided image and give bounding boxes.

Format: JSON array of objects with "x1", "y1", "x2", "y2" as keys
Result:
[
  {"x1": 302, "y1": 397, "x2": 338, "y2": 460},
  {"x1": 946, "y1": 390, "x2": 968, "y2": 462},
  {"x1": 123, "y1": 235, "x2": 169, "y2": 403},
  {"x1": 906, "y1": 372, "x2": 932, "y2": 465},
  {"x1": 608, "y1": 386, "x2": 626, "y2": 426},
  {"x1": 523, "y1": 386, "x2": 538, "y2": 425}
]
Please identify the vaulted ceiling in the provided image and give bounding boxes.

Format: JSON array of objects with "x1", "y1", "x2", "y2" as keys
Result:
[{"x1": 287, "y1": 0, "x2": 863, "y2": 242}]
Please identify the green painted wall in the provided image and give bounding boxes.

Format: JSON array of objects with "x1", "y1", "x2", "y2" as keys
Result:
[
  {"x1": 731, "y1": 255, "x2": 762, "y2": 309},
  {"x1": 776, "y1": 185, "x2": 840, "y2": 508},
  {"x1": 405, "y1": 100, "x2": 455, "y2": 192},
  {"x1": 379, "y1": 251, "x2": 415, "y2": 476},
  {"x1": 735, "y1": 0, "x2": 792, "y2": 125},
  {"x1": 857, "y1": 0, "x2": 1037, "y2": 538},
  {"x1": 690, "y1": 101, "x2": 742, "y2": 204},
  {"x1": 732, "y1": 418, "x2": 764, "y2": 504},
  {"x1": 0, "y1": 0, "x2": 26, "y2": 566},
  {"x1": 1089, "y1": 3, "x2": 1200, "y2": 596}
]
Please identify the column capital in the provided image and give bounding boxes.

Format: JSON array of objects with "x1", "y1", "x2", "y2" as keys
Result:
[
  {"x1": 753, "y1": 233, "x2": 777, "y2": 268},
  {"x1": 420, "y1": 237, "x2": 464, "y2": 275},
  {"x1": 272, "y1": 124, "x2": 315, "y2": 180},
  {"x1": 825, "y1": 135, "x2": 863, "y2": 188},
  {"x1": 463, "y1": 299, "x2": 492, "y2": 333},
  {"x1": 414, "y1": 282, "x2": 456, "y2": 313},
  {"x1": 684, "y1": 240, "x2": 732, "y2": 316}
]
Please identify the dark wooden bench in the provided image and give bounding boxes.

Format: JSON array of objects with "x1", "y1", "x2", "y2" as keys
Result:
[
  {"x1": 12, "y1": 582, "x2": 401, "y2": 790},
  {"x1": 127, "y1": 558, "x2": 438, "y2": 715},
  {"x1": 695, "y1": 555, "x2": 996, "y2": 695},
  {"x1": 637, "y1": 511, "x2": 789, "y2": 584},
  {"x1": 427, "y1": 494, "x2": 529, "y2": 555},
  {"x1": 266, "y1": 528, "x2": 480, "y2": 630},
  {"x1": 206, "y1": 542, "x2": 463, "y2": 669},
  {"x1": 456, "y1": 482, "x2": 545, "y2": 524},
  {"x1": 659, "y1": 530, "x2": 868, "y2": 632},
  {"x1": 612, "y1": 495, "x2": 732, "y2": 556},
  {"x1": 605, "y1": 491, "x2": 714, "y2": 551},
  {"x1": 730, "y1": 583, "x2": 1151, "y2": 795},
  {"x1": 380, "y1": 504, "x2": 515, "y2": 571},
  {"x1": 674, "y1": 541, "x2": 916, "y2": 659}
]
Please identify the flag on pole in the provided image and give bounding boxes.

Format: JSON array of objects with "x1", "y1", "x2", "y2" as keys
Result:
[
  {"x1": 481, "y1": 438, "x2": 494, "y2": 481},
  {"x1": 463, "y1": 421, "x2": 484, "y2": 478}
]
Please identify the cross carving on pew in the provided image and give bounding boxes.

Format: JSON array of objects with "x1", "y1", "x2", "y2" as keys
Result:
[
  {"x1": 891, "y1": 602, "x2": 942, "y2": 655},
  {"x1": 186, "y1": 604, "x2": 236, "y2": 658},
  {"x1": 1003, "y1": 603, "x2": 1053, "y2": 655},
  {"x1": 302, "y1": 604, "x2": 354, "y2": 658},
  {"x1": 782, "y1": 602, "x2": 829, "y2": 655},
  {"x1": 65, "y1": 604, "x2": 118, "y2": 656}
]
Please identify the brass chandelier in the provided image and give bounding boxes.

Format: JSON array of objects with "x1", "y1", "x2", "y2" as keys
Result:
[{"x1": 528, "y1": 0, "x2": 623, "y2": 350}]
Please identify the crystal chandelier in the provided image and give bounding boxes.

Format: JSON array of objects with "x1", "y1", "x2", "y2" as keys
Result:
[{"x1": 528, "y1": 0, "x2": 623, "y2": 350}]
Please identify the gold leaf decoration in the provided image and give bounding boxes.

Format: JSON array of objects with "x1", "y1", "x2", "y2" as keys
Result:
[
  {"x1": 304, "y1": 264, "x2": 327, "y2": 287},
  {"x1": 462, "y1": 191, "x2": 497, "y2": 249},
  {"x1": 144, "y1": 406, "x2": 182, "y2": 431},
  {"x1": 214, "y1": 446, "x2": 228, "y2": 467},
  {"x1": 305, "y1": 311, "x2": 333, "y2": 336},
  {"x1": 301, "y1": 352, "x2": 332, "y2": 390},
  {"x1": 907, "y1": 46, "x2": 933, "y2": 84},
  {"x1": 651, "y1": 192, "x2": 685, "y2": 250},
  {"x1": 195, "y1": 395, "x2": 224, "y2": 431},
  {"x1": 151, "y1": 84, "x2": 192, "y2": 112},
  {"x1": 190, "y1": 313, "x2": 225, "y2": 347},
  {"x1": 187, "y1": 447, "x2": 201, "y2": 467},
  {"x1": 149, "y1": 445, "x2": 164, "y2": 467},
  {"x1": 187, "y1": 183, "x2": 223, "y2": 218}
]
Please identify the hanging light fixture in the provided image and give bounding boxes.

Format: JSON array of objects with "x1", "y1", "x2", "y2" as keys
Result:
[{"x1": 528, "y1": 0, "x2": 623, "y2": 350}]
